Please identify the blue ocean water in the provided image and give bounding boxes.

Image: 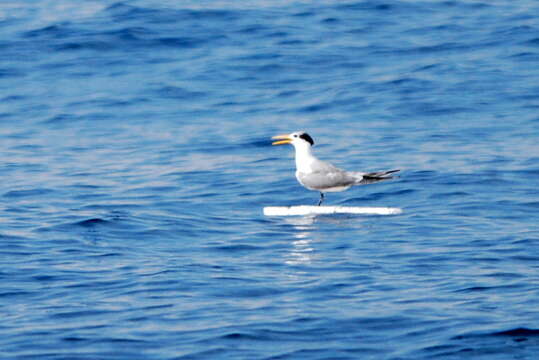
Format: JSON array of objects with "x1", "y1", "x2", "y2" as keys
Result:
[{"x1": 1, "y1": 0, "x2": 539, "y2": 358}]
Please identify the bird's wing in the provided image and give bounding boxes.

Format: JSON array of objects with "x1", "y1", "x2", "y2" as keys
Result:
[
  {"x1": 298, "y1": 160, "x2": 356, "y2": 190},
  {"x1": 310, "y1": 158, "x2": 341, "y2": 173}
]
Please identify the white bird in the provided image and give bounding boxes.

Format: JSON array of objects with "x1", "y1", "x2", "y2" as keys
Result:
[{"x1": 272, "y1": 131, "x2": 399, "y2": 206}]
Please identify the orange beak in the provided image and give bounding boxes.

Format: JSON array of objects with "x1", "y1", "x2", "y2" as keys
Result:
[{"x1": 271, "y1": 134, "x2": 292, "y2": 145}]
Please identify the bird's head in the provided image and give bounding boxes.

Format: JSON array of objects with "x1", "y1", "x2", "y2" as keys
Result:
[{"x1": 271, "y1": 131, "x2": 314, "y2": 149}]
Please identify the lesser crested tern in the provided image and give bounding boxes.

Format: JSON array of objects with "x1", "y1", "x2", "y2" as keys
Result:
[{"x1": 272, "y1": 131, "x2": 399, "y2": 205}]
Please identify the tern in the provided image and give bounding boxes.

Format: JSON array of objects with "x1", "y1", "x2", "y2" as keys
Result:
[{"x1": 272, "y1": 131, "x2": 399, "y2": 206}]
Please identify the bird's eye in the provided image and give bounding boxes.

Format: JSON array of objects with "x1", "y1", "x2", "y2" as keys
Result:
[{"x1": 293, "y1": 134, "x2": 298, "y2": 138}]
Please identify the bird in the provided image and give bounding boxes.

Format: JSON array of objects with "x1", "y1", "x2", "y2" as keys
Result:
[{"x1": 271, "y1": 131, "x2": 399, "y2": 206}]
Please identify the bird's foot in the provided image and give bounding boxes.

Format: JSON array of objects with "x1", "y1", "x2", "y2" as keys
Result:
[{"x1": 317, "y1": 193, "x2": 324, "y2": 206}]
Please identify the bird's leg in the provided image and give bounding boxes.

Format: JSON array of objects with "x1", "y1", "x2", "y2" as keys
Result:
[{"x1": 317, "y1": 192, "x2": 324, "y2": 206}]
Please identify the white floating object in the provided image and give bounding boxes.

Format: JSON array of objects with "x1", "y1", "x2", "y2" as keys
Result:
[{"x1": 263, "y1": 206, "x2": 402, "y2": 217}]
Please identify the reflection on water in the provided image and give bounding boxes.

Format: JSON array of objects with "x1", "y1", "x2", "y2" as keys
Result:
[
  {"x1": 284, "y1": 216, "x2": 316, "y2": 265},
  {"x1": 282, "y1": 215, "x2": 365, "y2": 265}
]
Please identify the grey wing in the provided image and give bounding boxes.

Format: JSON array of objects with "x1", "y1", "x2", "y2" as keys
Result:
[
  {"x1": 298, "y1": 160, "x2": 356, "y2": 190},
  {"x1": 310, "y1": 159, "x2": 341, "y2": 173}
]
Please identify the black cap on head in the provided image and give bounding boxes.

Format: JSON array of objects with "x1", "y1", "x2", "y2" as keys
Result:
[{"x1": 299, "y1": 132, "x2": 314, "y2": 146}]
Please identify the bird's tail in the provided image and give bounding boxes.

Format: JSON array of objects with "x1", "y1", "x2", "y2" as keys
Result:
[{"x1": 353, "y1": 169, "x2": 400, "y2": 185}]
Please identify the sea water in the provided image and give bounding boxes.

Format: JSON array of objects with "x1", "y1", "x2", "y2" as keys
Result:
[{"x1": 1, "y1": 1, "x2": 539, "y2": 359}]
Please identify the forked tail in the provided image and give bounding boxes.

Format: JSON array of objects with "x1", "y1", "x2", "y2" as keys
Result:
[{"x1": 354, "y1": 169, "x2": 400, "y2": 185}]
